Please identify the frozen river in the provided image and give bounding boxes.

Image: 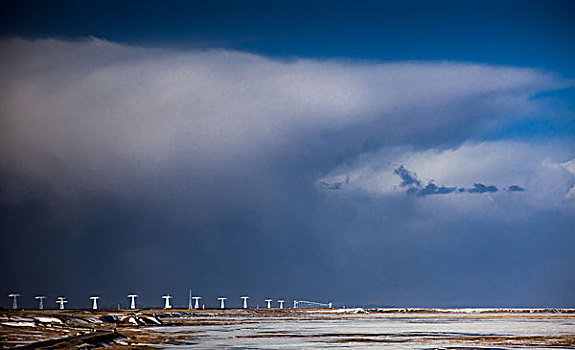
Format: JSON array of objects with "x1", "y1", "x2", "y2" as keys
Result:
[{"x1": 149, "y1": 312, "x2": 575, "y2": 349}]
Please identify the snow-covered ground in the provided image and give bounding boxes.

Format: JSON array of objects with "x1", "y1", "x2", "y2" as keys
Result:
[
  {"x1": 152, "y1": 311, "x2": 575, "y2": 349},
  {"x1": 1, "y1": 309, "x2": 574, "y2": 349}
]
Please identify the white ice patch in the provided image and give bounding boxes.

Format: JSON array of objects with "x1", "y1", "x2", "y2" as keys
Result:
[
  {"x1": 306, "y1": 308, "x2": 367, "y2": 314},
  {"x1": 2, "y1": 321, "x2": 36, "y2": 327},
  {"x1": 34, "y1": 317, "x2": 63, "y2": 324},
  {"x1": 142, "y1": 316, "x2": 162, "y2": 325}
]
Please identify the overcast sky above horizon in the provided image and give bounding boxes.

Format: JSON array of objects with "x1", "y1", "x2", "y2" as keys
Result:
[{"x1": 1, "y1": 0, "x2": 574, "y2": 309}]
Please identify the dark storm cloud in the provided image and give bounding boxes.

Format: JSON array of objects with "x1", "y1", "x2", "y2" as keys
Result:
[
  {"x1": 0, "y1": 38, "x2": 566, "y2": 198},
  {"x1": 1, "y1": 38, "x2": 573, "y2": 308}
]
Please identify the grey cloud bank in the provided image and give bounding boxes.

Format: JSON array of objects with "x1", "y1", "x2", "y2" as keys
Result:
[
  {"x1": 1, "y1": 38, "x2": 574, "y2": 308},
  {"x1": 0, "y1": 38, "x2": 568, "y2": 196}
]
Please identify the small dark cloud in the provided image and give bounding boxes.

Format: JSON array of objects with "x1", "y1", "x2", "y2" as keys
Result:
[
  {"x1": 464, "y1": 183, "x2": 498, "y2": 193},
  {"x1": 320, "y1": 181, "x2": 343, "y2": 190},
  {"x1": 394, "y1": 165, "x2": 421, "y2": 188},
  {"x1": 508, "y1": 185, "x2": 525, "y2": 192},
  {"x1": 417, "y1": 182, "x2": 457, "y2": 196},
  {"x1": 320, "y1": 175, "x2": 349, "y2": 191},
  {"x1": 394, "y1": 166, "x2": 523, "y2": 197}
]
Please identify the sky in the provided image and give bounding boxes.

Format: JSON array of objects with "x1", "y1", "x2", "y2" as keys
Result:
[{"x1": 1, "y1": 0, "x2": 574, "y2": 309}]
